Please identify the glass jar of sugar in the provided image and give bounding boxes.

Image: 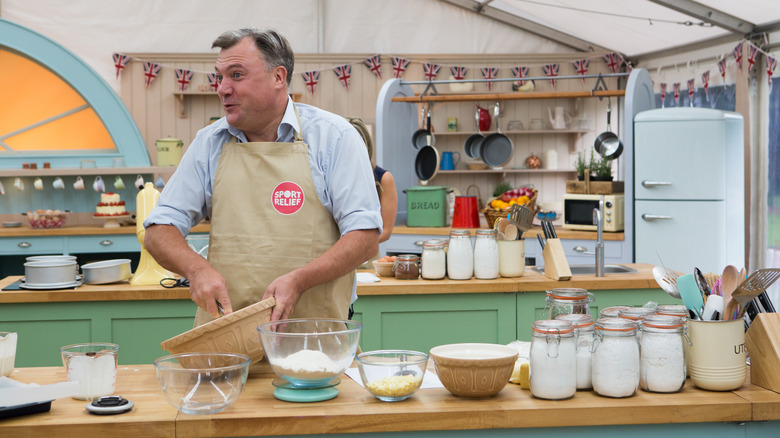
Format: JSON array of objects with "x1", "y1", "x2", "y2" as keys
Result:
[
  {"x1": 638, "y1": 315, "x2": 687, "y2": 393},
  {"x1": 421, "y1": 240, "x2": 446, "y2": 280},
  {"x1": 592, "y1": 318, "x2": 639, "y2": 398},
  {"x1": 446, "y1": 230, "x2": 473, "y2": 280},
  {"x1": 530, "y1": 320, "x2": 576, "y2": 400},
  {"x1": 545, "y1": 288, "x2": 594, "y2": 320},
  {"x1": 555, "y1": 314, "x2": 595, "y2": 390},
  {"x1": 473, "y1": 229, "x2": 499, "y2": 280}
]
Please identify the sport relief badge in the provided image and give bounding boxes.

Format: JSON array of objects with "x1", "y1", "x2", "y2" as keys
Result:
[{"x1": 272, "y1": 181, "x2": 304, "y2": 215}]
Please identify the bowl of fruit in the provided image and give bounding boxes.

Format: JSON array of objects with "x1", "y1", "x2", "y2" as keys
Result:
[{"x1": 481, "y1": 186, "x2": 537, "y2": 228}]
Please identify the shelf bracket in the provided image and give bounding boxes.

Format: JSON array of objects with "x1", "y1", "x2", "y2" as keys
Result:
[
  {"x1": 174, "y1": 94, "x2": 187, "y2": 118},
  {"x1": 421, "y1": 81, "x2": 439, "y2": 99},
  {"x1": 591, "y1": 74, "x2": 609, "y2": 101}
]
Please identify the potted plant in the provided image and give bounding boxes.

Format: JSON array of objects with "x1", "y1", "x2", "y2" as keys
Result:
[
  {"x1": 592, "y1": 156, "x2": 614, "y2": 181},
  {"x1": 574, "y1": 151, "x2": 589, "y2": 181}
]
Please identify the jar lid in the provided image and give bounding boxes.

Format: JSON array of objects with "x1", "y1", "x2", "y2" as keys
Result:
[
  {"x1": 476, "y1": 229, "x2": 497, "y2": 236},
  {"x1": 617, "y1": 307, "x2": 656, "y2": 321},
  {"x1": 555, "y1": 313, "x2": 595, "y2": 330},
  {"x1": 639, "y1": 315, "x2": 685, "y2": 331},
  {"x1": 397, "y1": 254, "x2": 419, "y2": 262},
  {"x1": 423, "y1": 240, "x2": 445, "y2": 249},
  {"x1": 599, "y1": 306, "x2": 633, "y2": 318},
  {"x1": 449, "y1": 229, "x2": 471, "y2": 237},
  {"x1": 546, "y1": 288, "x2": 593, "y2": 302},
  {"x1": 532, "y1": 319, "x2": 575, "y2": 336},
  {"x1": 595, "y1": 317, "x2": 637, "y2": 333},
  {"x1": 655, "y1": 304, "x2": 688, "y2": 317}
]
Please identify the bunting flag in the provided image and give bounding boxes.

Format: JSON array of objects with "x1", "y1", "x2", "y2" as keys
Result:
[
  {"x1": 673, "y1": 83, "x2": 681, "y2": 106},
  {"x1": 302, "y1": 70, "x2": 320, "y2": 95},
  {"x1": 511, "y1": 66, "x2": 529, "y2": 85},
  {"x1": 391, "y1": 57, "x2": 410, "y2": 78},
  {"x1": 175, "y1": 68, "x2": 193, "y2": 92},
  {"x1": 687, "y1": 78, "x2": 695, "y2": 106},
  {"x1": 542, "y1": 63, "x2": 559, "y2": 87},
  {"x1": 768, "y1": 56, "x2": 778, "y2": 85},
  {"x1": 603, "y1": 53, "x2": 620, "y2": 74},
  {"x1": 142, "y1": 62, "x2": 162, "y2": 88},
  {"x1": 702, "y1": 70, "x2": 710, "y2": 101},
  {"x1": 450, "y1": 66, "x2": 468, "y2": 80},
  {"x1": 572, "y1": 59, "x2": 589, "y2": 83},
  {"x1": 423, "y1": 63, "x2": 441, "y2": 81},
  {"x1": 207, "y1": 73, "x2": 219, "y2": 91},
  {"x1": 480, "y1": 67, "x2": 498, "y2": 90},
  {"x1": 112, "y1": 52, "x2": 130, "y2": 79},
  {"x1": 733, "y1": 42, "x2": 743, "y2": 70},
  {"x1": 333, "y1": 64, "x2": 351, "y2": 90},
  {"x1": 718, "y1": 57, "x2": 727, "y2": 83},
  {"x1": 747, "y1": 44, "x2": 759, "y2": 72},
  {"x1": 363, "y1": 54, "x2": 382, "y2": 79}
]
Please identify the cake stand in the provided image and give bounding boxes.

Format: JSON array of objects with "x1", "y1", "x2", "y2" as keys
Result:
[{"x1": 93, "y1": 214, "x2": 131, "y2": 228}]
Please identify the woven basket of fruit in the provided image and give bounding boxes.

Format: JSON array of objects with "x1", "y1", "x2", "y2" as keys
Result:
[{"x1": 480, "y1": 187, "x2": 537, "y2": 228}]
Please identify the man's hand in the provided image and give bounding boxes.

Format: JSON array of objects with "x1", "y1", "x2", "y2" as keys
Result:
[
  {"x1": 263, "y1": 272, "x2": 304, "y2": 321},
  {"x1": 188, "y1": 265, "x2": 233, "y2": 318}
]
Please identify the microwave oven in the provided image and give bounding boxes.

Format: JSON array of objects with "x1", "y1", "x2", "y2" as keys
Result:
[{"x1": 561, "y1": 193, "x2": 625, "y2": 232}]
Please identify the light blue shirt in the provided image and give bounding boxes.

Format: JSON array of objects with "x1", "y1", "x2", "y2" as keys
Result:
[{"x1": 144, "y1": 98, "x2": 382, "y2": 240}]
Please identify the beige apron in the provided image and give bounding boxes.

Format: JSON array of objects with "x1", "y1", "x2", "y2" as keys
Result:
[{"x1": 194, "y1": 108, "x2": 354, "y2": 326}]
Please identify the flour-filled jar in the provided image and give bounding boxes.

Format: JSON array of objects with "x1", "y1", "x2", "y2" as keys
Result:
[
  {"x1": 473, "y1": 229, "x2": 499, "y2": 280},
  {"x1": 618, "y1": 307, "x2": 655, "y2": 341},
  {"x1": 598, "y1": 306, "x2": 633, "y2": 319},
  {"x1": 655, "y1": 304, "x2": 690, "y2": 376},
  {"x1": 555, "y1": 314, "x2": 595, "y2": 390},
  {"x1": 421, "y1": 240, "x2": 446, "y2": 280},
  {"x1": 530, "y1": 320, "x2": 576, "y2": 400},
  {"x1": 545, "y1": 288, "x2": 594, "y2": 320},
  {"x1": 638, "y1": 315, "x2": 687, "y2": 393},
  {"x1": 592, "y1": 318, "x2": 639, "y2": 398},
  {"x1": 447, "y1": 230, "x2": 473, "y2": 280}
]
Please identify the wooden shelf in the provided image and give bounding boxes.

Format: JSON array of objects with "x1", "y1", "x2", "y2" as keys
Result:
[
  {"x1": 392, "y1": 90, "x2": 625, "y2": 103},
  {"x1": 434, "y1": 129, "x2": 590, "y2": 136},
  {"x1": 173, "y1": 91, "x2": 302, "y2": 118},
  {"x1": 0, "y1": 166, "x2": 176, "y2": 177}
]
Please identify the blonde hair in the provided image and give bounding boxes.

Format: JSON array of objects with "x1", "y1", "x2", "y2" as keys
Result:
[{"x1": 347, "y1": 117, "x2": 381, "y2": 194}]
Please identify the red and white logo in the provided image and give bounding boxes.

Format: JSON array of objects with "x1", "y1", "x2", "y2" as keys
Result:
[{"x1": 271, "y1": 181, "x2": 304, "y2": 215}]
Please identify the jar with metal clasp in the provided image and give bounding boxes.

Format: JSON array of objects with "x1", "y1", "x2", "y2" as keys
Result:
[
  {"x1": 446, "y1": 229, "x2": 473, "y2": 280},
  {"x1": 655, "y1": 303, "x2": 691, "y2": 376},
  {"x1": 591, "y1": 318, "x2": 639, "y2": 398},
  {"x1": 617, "y1": 307, "x2": 656, "y2": 341},
  {"x1": 555, "y1": 313, "x2": 595, "y2": 390},
  {"x1": 544, "y1": 288, "x2": 594, "y2": 320},
  {"x1": 473, "y1": 229, "x2": 498, "y2": 280},
  {"x1": 598, "y1": 306, "x2": 633, "y2": 319},
  {"x1": 530, "y1": 320, "x2": 576, "y2": 400},
  {"x1": 393, "y1": 254, "x2": 419, "y2": 280},
  {"x1": 421, "y1": 240, "x2": 446, "y2": 280},
  {"x1": 638, "y1": 315, "x2": 688, "y2": 393}
]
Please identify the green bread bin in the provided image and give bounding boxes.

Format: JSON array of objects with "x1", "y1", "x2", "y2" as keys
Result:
[{"x1": 404, "y1": 186, "x2": 449, "y2": 227}]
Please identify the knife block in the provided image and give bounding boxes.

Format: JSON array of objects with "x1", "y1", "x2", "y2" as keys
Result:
[
  {"x1": 745, "y1": 313, "x2": 780, "y2": 393},
  {"x1": 542, "y1": 238, "x2": 571, "y2": 281}
]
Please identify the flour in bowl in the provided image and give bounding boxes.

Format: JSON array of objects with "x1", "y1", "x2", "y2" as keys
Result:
[{"x1": 274, "y1": 349, "x2": 343, "y2": 380}]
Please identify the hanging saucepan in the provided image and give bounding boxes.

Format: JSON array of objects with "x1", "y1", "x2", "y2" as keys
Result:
[
  {"x1": 415, "y1": 144, "x2": 440, "y2": 185},
  {"x1": 593, "y1": 99, "x2": 623, "y2": 159},
  {"x1": 463, "y1": 104, "x2": 485, "y2": 159},
  {"x1": 480, "y1": 102, "x2": 514, "y2": 168},
  {"x1": 412, "y1": 105, "x2": 435, "y2": 150}
]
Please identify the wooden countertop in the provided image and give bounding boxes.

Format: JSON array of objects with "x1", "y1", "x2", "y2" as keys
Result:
[
  {"x1": 392, "y1": 225, "x2": 625, "y2": 241},
  {"x1": 0, "y1": 223, "x2": 210, "y2": 237},
  {"x1": 3, "y1": 364, "x2": 779, "y2": 437},
  {"x1": 0, "y1": 264, "x2": 660, "y2": 304}
]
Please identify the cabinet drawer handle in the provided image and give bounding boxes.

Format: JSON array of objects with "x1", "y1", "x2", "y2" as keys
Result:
[
  {"x1": 573, "y1": 246, "x2": 588, "y2": 253},
  {"x1": 100, "y1": 240, "x2": 114, "y2": 246},
  {"x1": 17, "y1": 241, "x2": 31, "y2": 248},
  {"x1": 641, "y1": 214, "x2": 673, "y2": 221},
  {"x1": 641, "y1": 180, "x2": 673, "y2": 188}
]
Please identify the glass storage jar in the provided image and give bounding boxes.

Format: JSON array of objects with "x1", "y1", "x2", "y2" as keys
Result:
[
  {"x1": 592, "y1": 318, "x2": 639, "y2": 398},
  {"x1": 655, "y1": 304, "x2": 690, "y2": 376},
  {"x1": 618, "y1": 307, "x2": 656, "y2": 341},
  {"x1": 598, "y1": 306, "x2": 633, "y2": 319},
  {"x1": 530, "y1": 320, "x2": 576, "y2": 400},
  {"x1": 545, "y1": 288, "x2": 594, "y2": 320},
  {"x1": 393, "y1": 254, "x2": 419, "y2": 280},
  {"x1": 555, "y1": 314, "x2": 595, "y2": 390},
  {"x1": 473, "y1": 229, "x2": 499, "y2": 280},
  {"x1": 446, "y1": 230, "x2": 473, "y2": 280},
  {"x1": 421, "y1": 240, "x2": 446, "y2": 280},
  {"x1": 638, "y1": 315, "x2": 687, "y2": 393}
]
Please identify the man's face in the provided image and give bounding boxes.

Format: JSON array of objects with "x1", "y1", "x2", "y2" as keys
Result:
[{"x1": 214, "y1": 38, "x2": 286, "y2": 137}]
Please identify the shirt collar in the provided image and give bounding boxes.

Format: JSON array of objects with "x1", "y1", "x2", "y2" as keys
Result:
[{"x1": 225, "y1": 96, "x2": 297, "y2": 143}]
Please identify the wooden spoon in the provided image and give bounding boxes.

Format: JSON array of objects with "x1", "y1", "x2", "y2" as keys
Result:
[{"x1": 720, "y1": 265, "x2": 739, "y2": 303}]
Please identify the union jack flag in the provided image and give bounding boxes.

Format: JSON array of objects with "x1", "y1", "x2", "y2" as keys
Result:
[
  {"x1": 733, "y1": 42, "x2": 743, "y2": 70},
  {"x1": 143, "y1": 62, "x2": 162, "y2": 88},
  {"x1": 718, "y1": 57, "x2": 727, "y2": 83},
  {"x1": 542, "y1": 63, "x2": 559, "y2": 88},
  {"x1": 450, "y1": 66, "x2": 468, "y2": 80},
  {"x1": 767, "y1": 56, "x2": 778, "y2": 85},
  {"x1": 603, "y1": 53, "x2": 620, "y2": 74},
  {"x1": 480, "y1": 67, "x2": 498, "y2": 90},
  {"x1": 175, "y1": 68, "x2": 193, "y2": 92},
  {"x1": 687, "y1": 78, "x2": 695, "y2": 106},
  {"x1": 702, "y1": 70, "x2": 710, "y2": 101},
  {"x1": 511, "y1": 66, "x2": 529, "y2": 85},
  {"x1": 423, "y1": 63, "x2": 441, "y2": 81},
  {"x1": 391, "y1": 57, "x2": 410, "y2": 78},
  {"x1": 333, "y1": 64, "x2": 351, "y2": 90},
  {"x1": 673, "y1": 83, "x2": 680, "y2": 106},
  {"x1": 207, "y1": 73, "x2": 219, "y2": 91},
  {"x1": 747, "y1": 43, "x2": 759, "y2": 72},
  {"x1": 363, "y1": 54, "x2": 382, "y2": 79},
  {"x1": 112, "y1": 52, "x2": 130, "y2": 79},
  {"x1": 301, "y1": 70, "x2": 320, "y2": 95},
  {"x1": 572, "y1": 59, "x2": 589, "y2": 83},
  {"x1": 660, "y1": 83, "x2": 667, "y2": 108}
]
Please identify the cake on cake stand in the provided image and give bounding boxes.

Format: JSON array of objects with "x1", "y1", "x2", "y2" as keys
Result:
[{"x1": 93, "y1": 214, "x2": 132, "y2": 228}]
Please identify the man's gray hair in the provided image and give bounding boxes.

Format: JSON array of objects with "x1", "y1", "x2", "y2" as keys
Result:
[{"x1": 212, "y1": 28, "x2": 294, "y2": 86}]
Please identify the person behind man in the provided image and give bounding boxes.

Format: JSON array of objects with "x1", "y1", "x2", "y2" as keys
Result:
[{"x1": 143, "y1": 28, "x2": 382, "y2": 324}]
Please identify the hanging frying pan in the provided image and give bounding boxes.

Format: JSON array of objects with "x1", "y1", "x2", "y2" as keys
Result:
[
  {"x1": 415, "y1": 144, "x2": 440, "y2": 185},
  {"x1": 480, "y1": 103, "x2": 514, "y2": 168},
  {"x1": 412, "y1": 106, "x2": 435, "y2": 150},
  {"x1": 594, "y1": 99, "x2": 623, "y2": 159},
  {"x1": 464, "y1": 133, "x2": 485, "y2": 159}
]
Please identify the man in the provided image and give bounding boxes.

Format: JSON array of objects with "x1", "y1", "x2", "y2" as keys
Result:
[{"x1": 143, "y1": 28, "x2": 381, "y2": 325}]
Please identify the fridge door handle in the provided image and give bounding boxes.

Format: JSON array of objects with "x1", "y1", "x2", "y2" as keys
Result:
[
  {"x1": 641, "y1": 180, "x2": 673, "y2": 188},
  {"x1": 641, "y1": 213, "x2": 673, "y2": 221}
]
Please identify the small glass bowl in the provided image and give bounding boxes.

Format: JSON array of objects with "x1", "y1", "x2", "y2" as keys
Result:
[{"x1": 356, "y1": 350, "x2": 428, "y2": 402}]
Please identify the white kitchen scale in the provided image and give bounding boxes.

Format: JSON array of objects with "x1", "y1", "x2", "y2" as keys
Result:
[{"x1": 271, "y1": 377, "x2": 341, "y2": 402}]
